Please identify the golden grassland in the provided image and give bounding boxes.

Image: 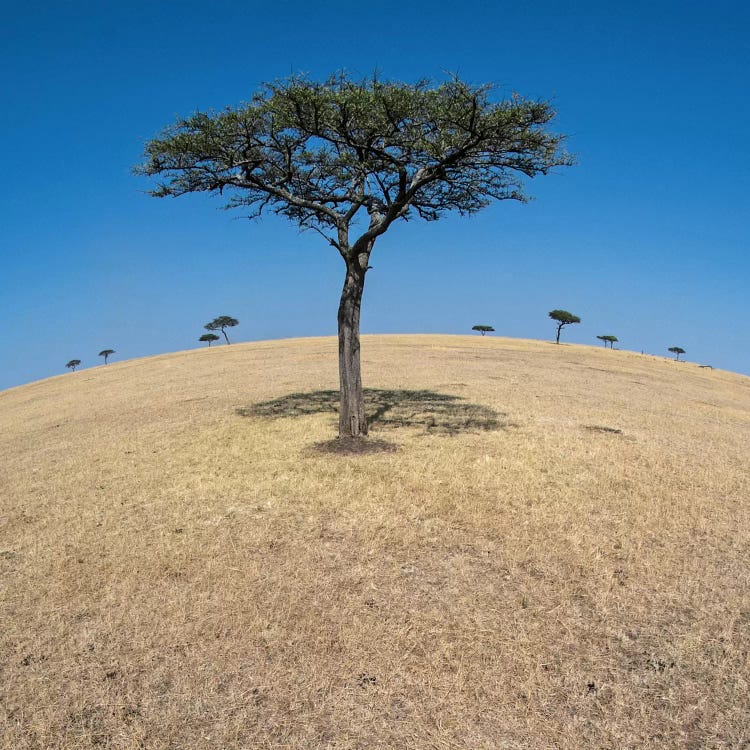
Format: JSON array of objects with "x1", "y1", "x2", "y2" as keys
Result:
[{"x1": 1, "y1": 335, "x2": 748, "y2": 749}]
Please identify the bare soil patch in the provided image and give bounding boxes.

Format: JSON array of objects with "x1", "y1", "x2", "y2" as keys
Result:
[{"x1": 311, "y1": 436, "x2": 398, "y2": 455}]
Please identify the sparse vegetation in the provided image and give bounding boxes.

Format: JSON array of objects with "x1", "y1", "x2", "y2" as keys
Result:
[
  {"x1": 205, "y1": 316, "x2": 238, "y2": 345},
  {"x1": 65, "y1": 359, "x2": 81, "y2": 371},
  {"x1": 2, "y1": 335, "x2": 748, "y2": 749},
  {"x1": 138, "y1": 73, "x2": 572, "y2": 437},
  {"x1": 597, "y1": 335, "x2": 618, "y2": 348},
  {"x1": 98, "y1": 349, "x2": 115, "y2": 364},
  {"x1": 549, "y1": 309, "x2": 581, "y2": 343},
  {"x1": 199, "y1": 333, "x2": 220, "y2": 347},
  {"x1": 472, "y1": 325, "x2": 495, "y2": 336}
]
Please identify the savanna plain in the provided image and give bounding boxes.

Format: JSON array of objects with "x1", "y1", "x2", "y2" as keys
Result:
[{"x1": 1, "y1": 335, "x2": 748, "y2": 749}]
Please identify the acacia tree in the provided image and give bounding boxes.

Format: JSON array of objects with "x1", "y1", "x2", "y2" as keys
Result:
[
  {"x1": 66, "y1": 359, "x2": 81, "y2": 372},
  {"x1": 596, "y1": 335, "x2": 618, "y2": 349},
  {"x1": 668, "y1": 346, "x2": 685, "y2": 361},
  {"x1": 205, "y1": 316, "x2": 238, "y2": 344},
  {"x1": 549, "y1": 309, "x2": 580, "y2": 344},
  {"x1": 200, "y1": 333, "x2": 220, "y2": 347},
  {"x1": 99, "y1": 349, "x2": 115, "y2": 364},
  {"x1": 138, "y1": 74, "x2": 572, "y2": 437},
  {"x1": 472, "y1": 325, "x2": 495, "y2": 336}
]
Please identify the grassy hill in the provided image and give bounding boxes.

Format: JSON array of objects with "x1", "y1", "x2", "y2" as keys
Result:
[{"x1": 1, "y1": 335, "x2": 748, "y2": 749}]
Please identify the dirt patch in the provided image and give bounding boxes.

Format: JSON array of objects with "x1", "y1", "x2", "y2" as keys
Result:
[
  {"x1": 583, "y1": 424, "x2": 623, "y2": 435},
  {"x1": 311, "y1": 436, "x2": 398, "y2": 455}
]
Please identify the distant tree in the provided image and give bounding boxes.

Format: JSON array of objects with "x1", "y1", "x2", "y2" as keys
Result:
[
  {"x1": 549, "y1": 309, "x2": 581, "y2": 344},
  {"x1": 472, "y1": 325, "x2": 495, "y2": 336},
  {"x1": 99, "y1": 349, "x2": 115, "y2": 364},
  {"x1": 668, "y1": 346, "x2": 685, "y2": 361},
  {"x1": 199, "y1": 333, "x2": 220, "y2": 347},
  {"x1": 597, "y1": 335, "x2": 618, "y2": 349},
  {"x1": 66, "y1": 359, "x2": 81, "y2": 372},
  {"x1": 205, "y1": 316, "x2": 239, "y2": 345},
  {"x1": 137, "y1": 73, "x2": 572, "y2": 438}
]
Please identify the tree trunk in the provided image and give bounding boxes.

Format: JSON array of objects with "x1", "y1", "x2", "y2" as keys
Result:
[
  {"x1": 556, "y1": 324, "x2": 562, "y2": 344},
  {"x1": 222, "y1": 329, "x2": 231, "y2": 344},
  {"x1": 338, "y1": 261, "x2": 367, "y2": 437}
]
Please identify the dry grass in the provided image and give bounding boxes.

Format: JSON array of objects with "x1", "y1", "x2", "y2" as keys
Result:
[{"x1": 0, "y1": 335, "x2": 748, "y2": 749}]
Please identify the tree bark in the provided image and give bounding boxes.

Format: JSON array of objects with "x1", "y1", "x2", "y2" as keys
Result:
[
  {"x1": 222, "y1": 329, "x2": 231, "y2": 344},
  {"x1": 338, "y1": 260, "x2": 367, "y2": 437},
  {"x1": 556, "y1": 323, "x2": 562, "y2": 344}
]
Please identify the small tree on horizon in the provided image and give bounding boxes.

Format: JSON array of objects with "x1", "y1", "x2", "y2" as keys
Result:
[
  {"x1": 200, "y1": 333, "x2": 221, "y2": 347},
  {"x1": 472, "y1": 325, "x2": 495, "y2": 336},
  {"x1": 549, "y1": 309, "x2": 581, "y2": 344},
  {"x1": 99, "y1": 349, "x2": 115, "y2": 364},
  {"x1": 205, "y1": 316, "x2": 239, "y2": 345},
  {"x1": 138, "y1": 73, "x2": 572, "y2": 437},
  {"x1": 597, "y1": 335, "x2": 618, "y2": 349},
  {"x1": 66, "y1": 359, "x2": 81, "y2": 372},
  {"x1": 668, "y1": 346, "x2": 686, "y2": 361}
]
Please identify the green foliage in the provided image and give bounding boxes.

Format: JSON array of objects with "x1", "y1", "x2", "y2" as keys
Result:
[
  {"x1": 136, "y1": 73, "x2": 572, "y2": 253},
  {"x1": 199, "y1": 333, "x2": 220, "y2": 346},
  {"x1": 205, "y1": 316, "x2": 238, "y2": 331},
  {"x1": 98, "y1": 349, "x2": 115, "y2": 364},
  {"x1": 65, "y1": 359, "x2": 81, "y2": 371},
  {"x1": 549, "y1": 309, "x2": 581, "y2": 325},
  {"x1": 472, "y1": 325, "x2": 495, "y2": 336},
  {"x1": 597, "y1": 335, "x2": 618, "y2": 348}
]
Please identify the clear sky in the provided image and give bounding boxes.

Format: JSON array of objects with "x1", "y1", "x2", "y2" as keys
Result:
[{"x1": 1, "y1": 0, "x2": 748, "y2": 391}]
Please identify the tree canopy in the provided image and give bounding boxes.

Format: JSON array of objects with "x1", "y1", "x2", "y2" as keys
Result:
[
  {"x1": 138, "y1": 73, "x2": 572, "y2": 437},
  {"x1": 99, "y1": 349, "x2": 115, "y2": 364},
  {"x1": 596, "y1": 335, "x2": 618, "y2": 349},
  {"x1": 66, "y1": 359, "x2": 81, "y2": 371},
  {"x1": 199, "y1": 333, "x2": 221, "y2": 347},
  {"x1": 472, "y1": 325, "x2": 495, "y2": 336},
  {"x1": 138, "y1": 74, "x2": 572, "y2": 239},
  {"x1": 205, "y1": 316, "x2": 239, "y2": 344}
]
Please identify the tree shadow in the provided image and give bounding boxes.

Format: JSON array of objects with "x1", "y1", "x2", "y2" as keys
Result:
[{"x1": 237, "y1": 389, "x2": 505, "y2": 435}]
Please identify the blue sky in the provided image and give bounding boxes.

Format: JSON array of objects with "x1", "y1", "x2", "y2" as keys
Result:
[{"x1": 1, "y1": 0, "x2": 748, "y2": 390}]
